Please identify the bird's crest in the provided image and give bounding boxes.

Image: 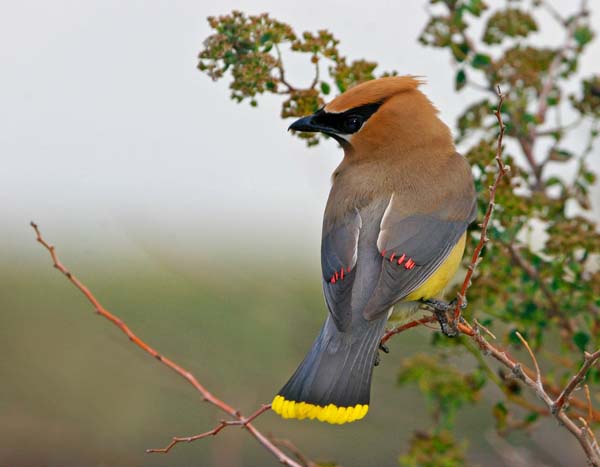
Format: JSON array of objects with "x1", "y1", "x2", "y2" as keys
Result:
[{"x1": 325, "y1": 76, "x2": 424, "y2": 113}]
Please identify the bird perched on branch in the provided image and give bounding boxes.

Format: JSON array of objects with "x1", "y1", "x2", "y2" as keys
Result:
[{"x1": 272, "y1": 76, "x2": 476, "y2": 425}]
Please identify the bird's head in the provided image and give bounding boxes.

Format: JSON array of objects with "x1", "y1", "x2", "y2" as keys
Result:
[{"x1": 289, "y1": 76, "x2": 453, "y2": 158}]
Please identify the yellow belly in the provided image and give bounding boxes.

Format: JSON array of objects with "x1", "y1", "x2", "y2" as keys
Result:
[{"x1": 403, "y1": 232, "x2": 467, "y2": 302}]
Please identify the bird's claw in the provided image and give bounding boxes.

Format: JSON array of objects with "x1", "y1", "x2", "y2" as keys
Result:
[
  {"x1": 374, "y1": 352, "x2": 381, "y2": 367},
  {"x1": 423, "y1": 298, "x2": 467, "y2": 338},
  {"x1": 434, "y1": 309, "x2": 459, "y2": 337},
  {"x1": 423, "y1": 297, "x2": 467, "y2": 313},
  {"x1": 374, "y1": 343, "x2": 390, "y2": 367}
]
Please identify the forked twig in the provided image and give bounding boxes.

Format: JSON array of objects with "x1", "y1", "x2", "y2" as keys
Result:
[
  {"x1": 30, "y1": 222, "x2": 303, "y2": 467},
  {"x1": 147, "y1": 404, "x2": 271, "y2": 454},
  {"x1": 554, "y1": 350, "x2": 600, "y2": 414}
]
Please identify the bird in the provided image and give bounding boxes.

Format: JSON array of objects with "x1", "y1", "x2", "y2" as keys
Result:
[{"x1": 271, "y1": 76, "x2": 476, "y2": 425}]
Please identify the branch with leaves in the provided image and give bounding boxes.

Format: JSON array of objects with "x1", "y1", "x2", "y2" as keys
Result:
[
  {"x1": 200, "y1": 0, "x2": 600, "y2": 466},
  {"x1": 198, "y1": 11, "x2": 390, "y2": 146},
  {"x1": 383, "y1": 87, "x2": 600, "y2": 466}
]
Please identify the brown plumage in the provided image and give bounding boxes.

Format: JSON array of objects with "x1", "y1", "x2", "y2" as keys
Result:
[{"x1": 272, "y1": 76, "x2": 476, "y2": 424}]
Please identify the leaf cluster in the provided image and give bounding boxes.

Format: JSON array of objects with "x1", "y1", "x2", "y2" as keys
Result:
[{"x1": 198, "y1": 11, "x2": 387, "y2": 145}]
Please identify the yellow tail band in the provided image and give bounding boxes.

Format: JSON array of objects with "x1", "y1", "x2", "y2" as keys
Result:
[{"x1": 271, "y1": 395, "x2": 369, "y2": 424}]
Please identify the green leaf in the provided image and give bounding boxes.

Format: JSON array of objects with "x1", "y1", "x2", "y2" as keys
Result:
[
  {"x1": 545, "y1": 176, "x2": 564, "y2": 187},
  {"x1": 483, "y1": 8, "x2": 538, "y2": 45},
  {"x1": 466, "y1": 0, "x2": 486, "y2": 16},
  {"x1": 582, "y1": 170, "x2": 596, "y2": 184},
  {"x1": 574, "y1": 26, "x2": 594, "y2": 47},
  {"x1": 471, "y1": 53, "x2": 491, "y2": 69},
  {"x1": 455, "y1": 69, "x2": 467, "y2": 91},
  {"x1": 451, "y1": 42, "x2": 470, "y2": 62},
  {"x1": 524, "y1": 412, "x2": 540, "y2": 424},
  {"x1": 508, "y1": 329, "x2": 524, "y2": 345},
  {"x1": 548, "y1": 148, "x2": 574, "y2": 162},
  {"x1": 573, "y1": 331, "x2": 590, "y2": 352},
  {"x1": 493, "y1": 402, "x2": 508, "y2": 431},
  {"x1": 320, "y1": 81, "x2": 331, "y2": 95},
  {"x1": 259, "y1": 32, "x2": 272, "y2": 44}
]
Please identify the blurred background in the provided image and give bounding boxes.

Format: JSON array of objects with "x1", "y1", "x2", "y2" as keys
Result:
[{"x1": 1, "y1": 1, "x2": 599, "y2": 466}]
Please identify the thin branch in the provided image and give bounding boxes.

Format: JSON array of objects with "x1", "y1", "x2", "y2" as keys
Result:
[
  {"x1": 535, "y1": 116, "x2": 585, "y2": 137},
  {"x1": 515, "y1": 331, "x2": 543, "y2": 391},
  {"x1": 585, "y1": 384, "x2": 593, "y2": 423},
  {"x1": 516, "y1": 137, "x2": 542, "y2": 189},
  {"x1": 451, "y1": 85, "x2": 508, "y2": 323},
  {"x1": 380, "y1": 315, "x2": 438, "y2": 345},
  {"x1": 309, "y1": 55, "x2": 320, "y2": 90},
  {"x1": 579, "y1": 417, "x2": 600, "y2": 456},
  {"x1": 147, "y1": 404, "x2": 271, "y2": 454},
  {"x1": 268, "y1": 437, "x2": 334, "y2": 467},
  {"x1": 274, "y1": 44, "x2": 297, "y2": 93},
  {"x1": 540, "y1": 0, "x2": 568, "y2": 26},
  {"x1": 459, "y1": 322, "x2": 600, "y2": 466},
  {"x1": 30, "y1": 222, "x2": 304, "y2": 467},
  {"x1": 554, "y1": 350, "x2": 600, "y2": 414}
]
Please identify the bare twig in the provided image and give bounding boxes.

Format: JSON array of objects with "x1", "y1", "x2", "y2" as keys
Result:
[
  {"x1": 540, "y1": 0, "x2": 568, "y2": 26},
  {"x1": 515, "y1": 332, "x2": 545, "y2": 398},
  {"x1": 554, "y1": 350, "x2": 600, "y2": 414},
  {"x1": 474, "y1": 319, "x2": 496, "y2": 340},
  {"x1": 380, "y1": 315, "x2": 438, "y2": 345},
  {"x1": 462, "y1": 323, "x2": 600, "y2": 466},
  {"x1": 30, "y1": 222, "x2": 304, "y2": 467},
  {"x1": 147, "y1": 404, "x2": 271, "y2": 454},
  {"x1": 451, "y1": 85, "x2": 508, "y2": 324},
  {"x1": 274, "y1": 44, "x2": 297, "y2": 93},
  {"x1": 269, "y1": 437, "x2": 331, "y2": 467},
  {"x1": 585, "y1": 384, "x2": 594, "y2": 423}
]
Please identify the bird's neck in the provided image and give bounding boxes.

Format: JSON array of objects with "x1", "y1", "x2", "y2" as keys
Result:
[{"x1": 326, "y1": 140, "x2": 456, "y2": 224}]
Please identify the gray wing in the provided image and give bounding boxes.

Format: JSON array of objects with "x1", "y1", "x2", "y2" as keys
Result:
[
  {"x1": 321, "y1": 208, "x2": 362, "y2": 331},
  {"x1": 361, "y1": 193, "x2": 476, "y2": 320}
]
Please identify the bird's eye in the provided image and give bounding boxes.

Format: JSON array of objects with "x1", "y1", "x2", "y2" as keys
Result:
[{"x1": 343, "y1": 116, "x2": 363, "y2": 133}]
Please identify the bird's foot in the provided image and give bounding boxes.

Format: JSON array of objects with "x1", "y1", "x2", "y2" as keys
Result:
[
  {"x1": 374, "y1": 343, "x2": 390, "y2": 367},
  {"x1": 423, "y1": 297, "x2": 467, "y2": 313},
  {"x1": 422, "y1": 298, "x2": 468, "y2": 338},
  {"x1": 433, "y1": 309, "x2": 459, "y2": 337}
]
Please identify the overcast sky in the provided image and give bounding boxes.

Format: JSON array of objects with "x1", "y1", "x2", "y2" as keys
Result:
[{"x1": 2, "y1": 0, "x2": 598, "y2": 258}]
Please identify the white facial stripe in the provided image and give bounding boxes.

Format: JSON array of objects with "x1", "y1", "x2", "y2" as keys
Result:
[{"x1": 335, "y1": 133, "x2": 352, "y2": 142}]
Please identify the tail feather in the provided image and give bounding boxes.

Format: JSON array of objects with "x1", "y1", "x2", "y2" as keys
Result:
[{"x1": 272, "y1": 315, "x2": 387, "y2": 424}]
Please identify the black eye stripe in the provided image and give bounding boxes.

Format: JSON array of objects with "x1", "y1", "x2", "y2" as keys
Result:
[{"x1": 312, "y1": 102, "x2": 383, "y2": 134}]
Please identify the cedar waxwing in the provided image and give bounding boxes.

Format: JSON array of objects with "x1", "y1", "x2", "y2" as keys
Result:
[{"x1": 272, "y1": 76, "x2": 476, "y2": 424}]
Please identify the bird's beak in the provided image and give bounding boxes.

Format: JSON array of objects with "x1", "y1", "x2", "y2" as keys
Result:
[
  {"x1": 288, "y1": 115, "x2": 320, "y2": 133},
  {"x1": 287, "y1": 111, "x2": 349, "y2": 147}
]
